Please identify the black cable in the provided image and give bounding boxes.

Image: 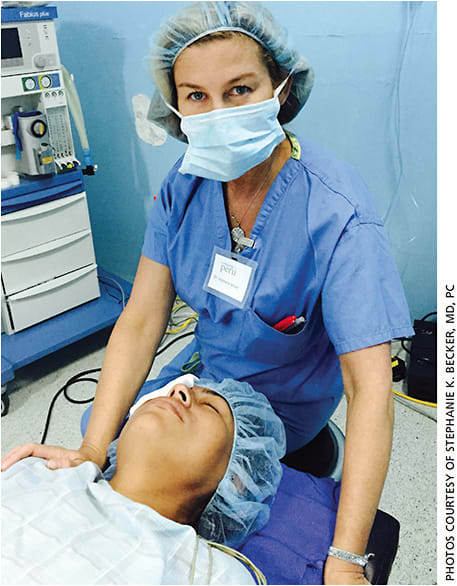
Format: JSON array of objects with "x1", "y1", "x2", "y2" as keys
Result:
[
  {"x1": 105, "y1": 289, "x2": 125, "y2": 304},
  {"x1": 97, "y1": 276, "x2": 130, "y2": 307},
  {"x1": 40, "y1": 368, "x2": 101, "y2": 445},
  {"x1": 169, "y1": 313, "x2": 198, "y2": 328},
  {"x1": 420, "y1": 311, "x2": 437, "y2": 322},
  {"x1": 401, "y1": 338, "x2": 411, "y2": 355},
  {"x1": 63, "y1": 378, "x2": 99, "y2": 404},
  {"x1": 155, "y1": 330, "x2": 195, "y2": 357},
  {"x1": 397, "y1": 311, "x2": 437, "y2": 355},
  {"x1": 40, "y1": 331, "x2": 196, "y2": 444}
]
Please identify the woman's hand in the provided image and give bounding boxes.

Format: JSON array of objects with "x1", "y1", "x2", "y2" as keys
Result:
[
  {"x1": 1, "y1": 442, "x2": 106, "y2": 472},
  {"x1": 324, "y1": 556, "x2": 371, "y2": 585}
]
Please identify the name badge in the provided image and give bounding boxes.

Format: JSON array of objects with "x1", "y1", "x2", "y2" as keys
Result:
[{"x1": 203, "y1": 246, "x2": 257, "y2": 308}]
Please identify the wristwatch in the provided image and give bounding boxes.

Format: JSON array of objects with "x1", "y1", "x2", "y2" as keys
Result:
[{"x1": 328, "y1": 546, "x2": 374, "y2": 568}]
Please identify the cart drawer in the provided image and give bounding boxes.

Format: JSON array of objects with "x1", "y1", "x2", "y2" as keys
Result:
[
  {"x1": 6, "y1": 264, "x2": 100, "y2": 333},
  {"x1": 1, "y1": 193, "x2": 91, "y2": 257},
  {"x1": 2, "y1": 229, "x2": 96, "y2": 296}
]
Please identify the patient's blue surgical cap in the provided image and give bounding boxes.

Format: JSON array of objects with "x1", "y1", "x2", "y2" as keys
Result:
[
  {"x1": 196, "y1": 378, "x2": 286, "y2": 548},
  {"x1": 147, "y1": 1, "x2": 314, "y2": 142}
]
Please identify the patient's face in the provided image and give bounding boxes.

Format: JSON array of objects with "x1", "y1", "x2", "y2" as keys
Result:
[{"x1": 120, "y1": 384, "x2": 234, "y2": 499}]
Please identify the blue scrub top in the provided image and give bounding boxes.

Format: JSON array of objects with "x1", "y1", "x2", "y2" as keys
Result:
[{"x1": 140, "y1": 133, "x2": 414, "y2": 451}]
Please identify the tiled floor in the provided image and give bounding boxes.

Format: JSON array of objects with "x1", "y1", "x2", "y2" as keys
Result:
[{"x1": 1, "y1": 330, "x2": 436, "y2": 585}]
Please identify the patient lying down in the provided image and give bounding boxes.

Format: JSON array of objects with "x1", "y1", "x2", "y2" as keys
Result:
[{"x1": 1, "y1": 378, "x2": 286, "y2": 585}]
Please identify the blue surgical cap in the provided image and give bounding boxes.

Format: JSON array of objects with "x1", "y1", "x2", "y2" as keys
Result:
[
  {"x1": 197, "y1": 378, "x2": 286, "y2": 548},
  {"x1": 147, "y1": 1, "x2": 314, "y2": 142}
]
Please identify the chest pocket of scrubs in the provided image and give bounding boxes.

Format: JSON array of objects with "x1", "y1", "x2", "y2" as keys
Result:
[{"x1": 238, "y1": 309, "x2": 312, "y2": 366}]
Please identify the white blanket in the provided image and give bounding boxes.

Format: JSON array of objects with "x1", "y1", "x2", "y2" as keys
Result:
[{"x1": 1, "y1": 458, "x2": 255, "y2": 585}]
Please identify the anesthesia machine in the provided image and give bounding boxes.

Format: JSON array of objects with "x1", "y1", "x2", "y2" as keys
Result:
[{"x1": 1, "y1": 5, "x2": 130, "y2": 413}]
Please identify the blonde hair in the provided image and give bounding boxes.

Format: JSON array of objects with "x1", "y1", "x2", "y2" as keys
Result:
[{"x1": 185, "y1": 30, "x2": 286, "y2": 88}]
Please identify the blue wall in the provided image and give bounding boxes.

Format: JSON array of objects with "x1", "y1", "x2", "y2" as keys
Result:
[{"x1": 54, "y1": 1, "x2": 436, "y2": 321}]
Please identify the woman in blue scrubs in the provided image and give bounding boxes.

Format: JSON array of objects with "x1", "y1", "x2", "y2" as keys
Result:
[{"x1": 2, "y1": 2, "x2": 414, "y2": 584}]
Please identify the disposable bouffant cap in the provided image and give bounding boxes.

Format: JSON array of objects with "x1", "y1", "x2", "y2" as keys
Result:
[
  {"x1": 146, "y1": 1, "x2": 314, "y2": 143},
  {"x1": 196, "y1": 377, "x2": 286, "y2": 547},
  {"x1": 105, "y1": 375, "x2": 286, "y2": 548}
]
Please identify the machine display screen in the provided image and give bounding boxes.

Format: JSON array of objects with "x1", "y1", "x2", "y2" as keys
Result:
[{"x1": 1, "y1": 28, "x2": 23, "y2": 60}]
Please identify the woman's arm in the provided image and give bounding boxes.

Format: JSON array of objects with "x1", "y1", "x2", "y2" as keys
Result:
[
  {"x1": 2, "y1": 255, "x2": 176, "y2": 471},
  {"x1": 324, "y1": 342, "x2": 393, "y2": 585},
  {"x1": 80, "y1": 255, "x2": 176, "y2": 465}
]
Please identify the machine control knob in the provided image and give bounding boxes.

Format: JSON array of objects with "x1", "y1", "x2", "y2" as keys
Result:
[
  {"x1": 40, "y1": 75, "x2": 52, "y2": 89},
  {"x1": 31, "y1": 119, "x2": 47, "y2": 138},
  {"x1": 33, "y1": 54, "x2": 47, "y2": 68},
  {"x1": 24, "y1": 77, "x2": 37, "y2": 91}
]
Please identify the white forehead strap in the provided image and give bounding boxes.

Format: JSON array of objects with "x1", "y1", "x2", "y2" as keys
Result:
[{"x1": 129, "y1": 374, "x2": 197, "y2": 417}]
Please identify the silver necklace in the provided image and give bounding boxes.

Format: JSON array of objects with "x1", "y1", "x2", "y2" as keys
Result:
[
  {"x1": 229, "y1": 159, "x2": 275, "y2": 253},
  {"x1": 230, "y1": 220, "x2": 255, "y2": 253}
]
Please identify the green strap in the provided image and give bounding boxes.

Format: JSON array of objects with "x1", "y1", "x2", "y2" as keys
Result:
[
  {"x1": 285, "y1": 130, "x2": 301, "y2": 160},
  {"x1": 181, "y1": 352, "x2": 201, "y2": 374}
]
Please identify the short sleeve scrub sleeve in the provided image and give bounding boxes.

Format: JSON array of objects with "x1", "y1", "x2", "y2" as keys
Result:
[
  {"x1": 141, "y1": 165, "x2": 177, "y2": 267},
  {"x1": 322, "y1": 220, "x2": 414, "y2": 355}
]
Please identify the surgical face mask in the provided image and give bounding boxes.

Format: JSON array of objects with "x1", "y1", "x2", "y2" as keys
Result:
[{"x1": 165, "y1": 75, "x2": 291, "y2": 182}]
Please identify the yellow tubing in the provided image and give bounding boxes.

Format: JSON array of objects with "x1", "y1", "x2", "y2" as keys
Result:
[
  {"x1": 392, "y1": 388, "x2": 437, "y2": 408},
  {"x1": 166, "y1": 314, "x2": 198, "y2": 334}
]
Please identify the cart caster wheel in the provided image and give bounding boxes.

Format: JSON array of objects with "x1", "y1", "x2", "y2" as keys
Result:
[
  {"x1": 2, "y1": 393, "x2": 9, "y2": 417},
  {"x1": 2, "y1": 385, "x2": 9, "y2": 417}
]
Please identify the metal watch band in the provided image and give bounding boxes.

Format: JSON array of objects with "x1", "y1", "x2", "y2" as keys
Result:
[{"x1": 328, "y1": 546, "x2": 373, "y2": 568}]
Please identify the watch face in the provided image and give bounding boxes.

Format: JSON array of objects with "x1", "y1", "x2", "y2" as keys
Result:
[{"x1": 31, "y1": 119, "x2": 47, "y2": 138}]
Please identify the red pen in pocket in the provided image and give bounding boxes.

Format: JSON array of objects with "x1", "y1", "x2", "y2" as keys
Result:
[{"x1": 273, "y1": 315, "x2": 296, "y2": 332}]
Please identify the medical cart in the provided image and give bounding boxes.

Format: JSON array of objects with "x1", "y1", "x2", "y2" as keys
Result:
[{"x1": 1, "y1": 5, "x2": 131, "y2": 414}]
